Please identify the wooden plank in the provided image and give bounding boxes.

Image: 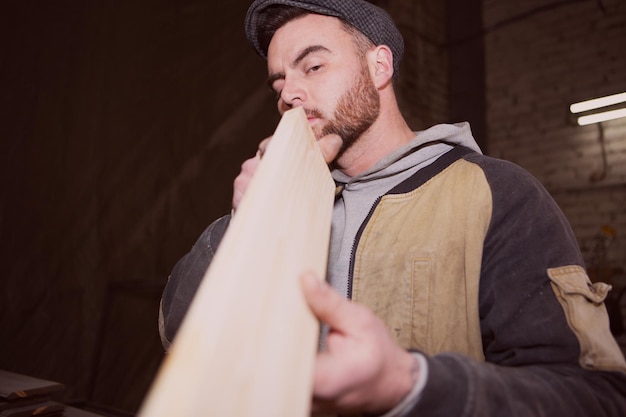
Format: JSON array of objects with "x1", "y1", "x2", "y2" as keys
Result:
[
  {"x1": 0, "y1": 371, "x2": 64, "y2": 401},
  {"x1": 0, "y1": 398, "x2": 52, "y2": 412},
  {"x1": 138, "y1": 107, "x2": 335, "y2": 417},
  {"x1": 0, "y1": 401, "x2": 63, "y2": 417}
]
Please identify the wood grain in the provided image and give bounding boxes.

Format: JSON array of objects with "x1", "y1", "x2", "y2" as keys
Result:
[{"x1": 138, "y1": 107, "x2": 335, "y2": 416}]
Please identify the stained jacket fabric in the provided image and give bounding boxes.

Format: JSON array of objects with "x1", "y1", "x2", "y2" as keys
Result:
[{"x1": 159, "y1": 145, "x2": 626, "y2": 416}]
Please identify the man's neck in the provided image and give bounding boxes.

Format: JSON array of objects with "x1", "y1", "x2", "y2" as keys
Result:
[{"x1": 335, "y1": 109, "x2": 415, "y2": 177}]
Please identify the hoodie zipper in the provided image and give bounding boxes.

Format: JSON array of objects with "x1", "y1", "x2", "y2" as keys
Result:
[{"x1": 346, "y1": 195, "x2": 384, "y2": 300}]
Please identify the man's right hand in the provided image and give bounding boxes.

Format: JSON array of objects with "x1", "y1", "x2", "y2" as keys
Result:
[{"x1": 231, "y1": 134, "x2": 342, "y2": 211}]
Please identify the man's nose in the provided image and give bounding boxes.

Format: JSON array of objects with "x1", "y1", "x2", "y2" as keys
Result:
[{"x1": 280, "y1": 78, "x2": 306, "y2": 108}]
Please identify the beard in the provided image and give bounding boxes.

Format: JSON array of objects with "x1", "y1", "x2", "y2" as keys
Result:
[{"x1": 308, "y1": 63, "x2": 380, "y2": 156}]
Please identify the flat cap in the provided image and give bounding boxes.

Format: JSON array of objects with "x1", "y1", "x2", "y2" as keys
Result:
[{"x1": 245, "y1": 0, "x2": 404, "y2": 75}]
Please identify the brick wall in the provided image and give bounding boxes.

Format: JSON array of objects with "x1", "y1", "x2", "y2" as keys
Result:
[
  {"x1": 382, "y1": 0, "x2": 449, "y2": 129},
  {"x1": 483, "y1": 0, "x2": 626, "y2": 277}
]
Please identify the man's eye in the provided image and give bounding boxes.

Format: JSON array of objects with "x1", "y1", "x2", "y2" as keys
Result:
[
  {"x1": 308, "y1": 65, "x2": 322, "y2": 73},
  {"x1": 271, "y1": 82, "x2": 283, "y2": 98}
]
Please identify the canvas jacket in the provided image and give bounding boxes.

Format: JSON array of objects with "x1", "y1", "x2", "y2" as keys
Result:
[{"x1": 159, "y1": 145, "x2": 626, "y2": 416}]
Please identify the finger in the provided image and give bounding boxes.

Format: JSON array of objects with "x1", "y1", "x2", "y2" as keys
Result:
[
  {"x1": 300, "y1": 272, "x2": 360, "y2": 333},
  {"x1": 232, "y1": 155, "x2": 261, "y2": 210},
  {"x1": 317, "y1": 134, "x2": 342, "y2": 164},
  {"x1": 257, "y1": 136, "x2": 271, "y2": 158}
]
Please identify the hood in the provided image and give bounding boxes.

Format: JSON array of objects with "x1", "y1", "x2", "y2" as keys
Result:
[{"x1": 331, "y1": 122, "x2": 482, "y2": 188}]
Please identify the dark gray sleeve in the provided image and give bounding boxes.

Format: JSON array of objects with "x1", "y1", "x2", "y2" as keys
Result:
[
  {"x1": 159, "y1": 215, "x2": 231, "y2": 348},
  {"x1": 413, "y1": 354, "x2": 626, "y2": 416},
  {"x1": 411, "y1": 155, "x2": 626, "y2": 416}
]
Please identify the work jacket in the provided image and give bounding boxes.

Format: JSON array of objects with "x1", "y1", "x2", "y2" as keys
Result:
[{"x1": 160, "y1": 145, "x2": 626, "y2": 416}]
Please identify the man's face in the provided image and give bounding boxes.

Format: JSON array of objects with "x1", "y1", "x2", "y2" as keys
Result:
[{"x1": 266, "y1": 14, "x2": 380, "y2": 153}]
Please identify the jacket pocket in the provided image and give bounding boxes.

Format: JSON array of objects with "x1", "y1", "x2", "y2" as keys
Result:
[{"x1": 548, "y1": 265, "x2": 626, "y2": 372}]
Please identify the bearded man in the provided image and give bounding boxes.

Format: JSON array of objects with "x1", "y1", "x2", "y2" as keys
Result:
[{"x1": 159, "y1": 1, "x2": 626, "y2": 416}]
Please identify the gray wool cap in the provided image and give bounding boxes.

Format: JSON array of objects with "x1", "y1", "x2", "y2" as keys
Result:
[{"x1": 245, "y1": 0, "x2": 404, "y2": 75}]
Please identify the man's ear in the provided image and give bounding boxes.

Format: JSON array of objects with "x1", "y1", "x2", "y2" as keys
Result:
[{"x1": 368, "y1": 45, "x2": 394, "y2": 88}]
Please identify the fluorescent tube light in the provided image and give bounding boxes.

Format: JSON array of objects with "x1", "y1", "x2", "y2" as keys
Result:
[
  {"x1": 577, "y1": 108, "x2": 626, "y2": 126},
  {"x1": 570, "y1": 92, "x2": 626, "y2": 113}
]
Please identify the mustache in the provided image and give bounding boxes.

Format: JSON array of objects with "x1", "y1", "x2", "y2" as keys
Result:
[{"x1": 305, "y1": 108, "x2": 323, "y2": 119}]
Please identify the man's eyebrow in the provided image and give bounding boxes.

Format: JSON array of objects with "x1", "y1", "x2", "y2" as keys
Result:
[
  {"x1": 293, "y1": 45, "x2": 331, "y2": 66},
  {"x1": 266, "y1": 45, "x2": 331, "y2": 89}
]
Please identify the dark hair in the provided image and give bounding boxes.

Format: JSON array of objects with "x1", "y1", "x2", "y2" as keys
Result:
[
  {"x1": 256, "y1": 5, "x2": 374, "y2": 58},
  {"x1": 257, "y1": 5, "x2": 311, "y2": 56}
]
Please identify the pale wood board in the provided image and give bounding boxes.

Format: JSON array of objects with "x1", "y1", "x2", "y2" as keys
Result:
[{"x1": 138, "y1": 107, "x2": 335, "y2": 417}]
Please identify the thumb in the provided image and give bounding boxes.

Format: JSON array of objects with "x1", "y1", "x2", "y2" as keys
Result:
[
  {"x1": 317, "y1": 134, "x2": 342, "y2": 164},
  {"x1": 300, "y1": 271, "x2": 354, "y2": 332}
]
